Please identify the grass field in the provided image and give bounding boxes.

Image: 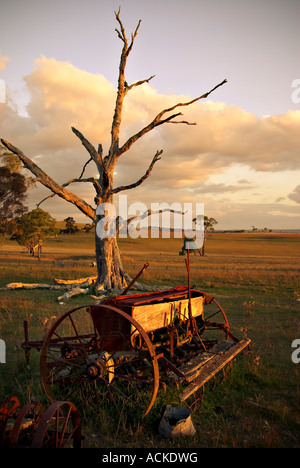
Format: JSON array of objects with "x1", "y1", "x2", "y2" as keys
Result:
[{"x1": 0, "y1": 231, "x2": 299, "y2": 448}]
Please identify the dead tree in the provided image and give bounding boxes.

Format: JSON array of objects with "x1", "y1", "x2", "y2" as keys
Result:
[{"x1": 1, "y1": 9, "x2": 226, "y2": 292}]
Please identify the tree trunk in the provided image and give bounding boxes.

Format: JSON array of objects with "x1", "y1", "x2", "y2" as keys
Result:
[
  {"x1": 37, "y1": 241, "x2": 41, "y2": 260},
  {"x1": 94, "y1": 166, "x2": 127, "y2": 291},
  {"x1": 95, "y1": 231, "x2": 126, "y2": 292}
]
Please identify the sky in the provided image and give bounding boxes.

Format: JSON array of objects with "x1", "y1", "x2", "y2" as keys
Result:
[{"x1": 0, "y1": 0, "x2": 299, "y2": 231}]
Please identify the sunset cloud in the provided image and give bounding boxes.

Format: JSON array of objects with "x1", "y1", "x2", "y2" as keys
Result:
[
  {"x1": 0, "y1": 52, "x2": 9, "y2": 71},
  {"x1": 23, "y1": 57, "x2": 115, "y2": 152},
  {"x1": 288, "y1": 185, "x2": 300, "y2": 203},
  {"x1": 1, "y1": 57, "x2": 300, "y2": 228}
]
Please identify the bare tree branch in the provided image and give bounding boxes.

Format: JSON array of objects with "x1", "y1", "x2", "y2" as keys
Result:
[
  {"x1": 63, "y1": 176, "x2": 94, "y2": 185},
  {"x1": 114, "y1": 8, "x2": 127, "y2": 43},
  {"x1": 79, "y1": 157, "x2": 92, "y2": 179},
  {"x1": 111, "y1": 150, "x2": 163, "y2": 195},
  {"x1": 1, "y1": 139, "x2": 96, "y2": 221},
  {"x1": 36, "y1": 193, "x2": 56, "y2": 208},
  {"x1": 107, "y1": 10, "x2": 143, "y2": 171},
  {"x1": 115, "y1": 79, "x2": 227, "y2": 161},
  {"x1": 127, "y1": 19, "x2": 142, "y2": 56},
  {"x1": 167, "y1": 120, "x2": 197, "y2": 126},
  {"x1": 114, "y1": 8, "x2": 141, "y2": 55},
  {"x1": 71, "y1": 127, "x2": 104, "y2": 173},
  {"x1": 62, "y1": 176, "x2": 100, "y2": 191},
  {"x1": 125, "y1": 75, "x2": 155, "y2": 93},
  {"x1": 116, "y1": 206, "x2": 185, "y2": 235},
  {"x1": 37, "y1": 176, "x2": 100, "y2": 208}
]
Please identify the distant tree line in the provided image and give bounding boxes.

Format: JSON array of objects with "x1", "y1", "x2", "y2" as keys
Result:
[{"x1": 60, "y1": 217, "x2": 95, "y2": 234}]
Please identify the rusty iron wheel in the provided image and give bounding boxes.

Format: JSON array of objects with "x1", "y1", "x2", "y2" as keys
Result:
[
  {"x1": 31, "y1": 401, "x2": 82, "y2": 448},
  {"x1": 201, "y1": 298, "x2": 234, "y2": 342},
  {"x1": 9, "y1": 401, "x2": 43, "y2": 447},
  {"x1": 40, "y1": 305, "x2": 160, "y2": 423}
]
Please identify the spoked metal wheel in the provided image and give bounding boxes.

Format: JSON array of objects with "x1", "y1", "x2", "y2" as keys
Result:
[
  {"x1": 31, "y1": 401, "x2": 82, "y2": 448},
  {"x1": 40, "y1": 305, "x2": 159, "y2": 424},
  {"x1": 10, "y1": 401, "x2": 43, "y2": 447},
  {"x1": 40, "y1": 306, "x2": 98, "y2": 404},
  {"x1": 199, "y1": 296, "x2": 237, "y2": 344}
]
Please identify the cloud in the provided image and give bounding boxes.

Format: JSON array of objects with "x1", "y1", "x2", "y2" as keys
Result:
[
  {"x1": 23, "y1": 57, "x2": 115, "y2": 153},
  {"x1": 162, "y1": 104, "x2": 300, "y2": 172},
  {"x1": 1, "y1": 56, "x2": 300, "y2": 228},
  {"x1": 288, "y1": 185, "x2": 300, "y2": 203},
  {"x1": 5, "y1": 57, "x2": 300, "y2": 171},
  {"x1": 194, "y1": 182, "x2": 255, "y2": 194},
  {"x1": 0, "y1": 52, "x2": 9, "y2": 104},
  {"x1": 0, "y1": 52, "x2": 9, "y2": 71}
]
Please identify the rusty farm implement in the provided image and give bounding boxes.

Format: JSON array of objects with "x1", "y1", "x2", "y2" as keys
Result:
[{"x1": 21, "y1": 251, "x2": 250, "y2": 425}]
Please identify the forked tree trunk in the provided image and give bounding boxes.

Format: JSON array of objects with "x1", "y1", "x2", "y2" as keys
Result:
[{"x1": 1, "y1": 10, "x2": 226, "y2": 294}]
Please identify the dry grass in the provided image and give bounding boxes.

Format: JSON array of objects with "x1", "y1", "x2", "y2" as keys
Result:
[{"x1": 0, "y1": 232, "x2": 300, "y2": 448}]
